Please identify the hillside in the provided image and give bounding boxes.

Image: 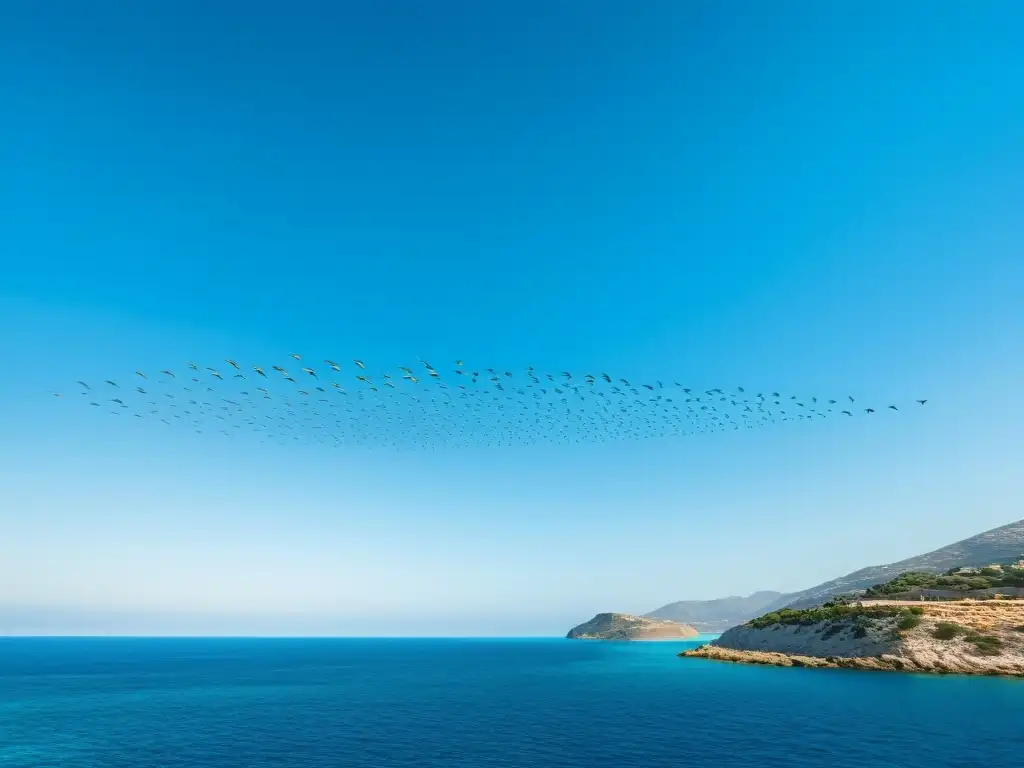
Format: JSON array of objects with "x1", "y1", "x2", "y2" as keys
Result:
[
  {"x1": 763, "y1": 518, "x2": 1024, "y2": 611},
  {"x1": 863, "y1": 563, "x2": 1024, "y2": 597},
  {"x1": 566, "y1": 613, "x2": 699, "y2": 641},
  {"x1": 682, "y1": 598, "x2": 1024, "y2": 676},
  {"x1": 645, "y1": 591, "x2": 789, "y2": 633},
  {"x1": 682, "y1": 566, "x2": 1024, "y2": 676},
  {"x1": 645, "y1": 519, "x2": 1023, "y2": 632}
]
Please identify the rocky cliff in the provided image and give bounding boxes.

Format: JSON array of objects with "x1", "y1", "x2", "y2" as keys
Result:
[
  {"x1": 682, "y1": 600, "x2": 1024, "y2": 676},
  {"x1": 567, "y1": 613, "x2": 699, "y2": 640}
]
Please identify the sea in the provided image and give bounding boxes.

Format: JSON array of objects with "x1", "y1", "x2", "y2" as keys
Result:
[{"x1": 1, "y1": 636, "x2": 1021, "y2": 767}]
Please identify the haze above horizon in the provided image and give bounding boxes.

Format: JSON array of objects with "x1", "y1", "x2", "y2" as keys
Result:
[{"x1": 2, "y1": 1, "x2": 1022, "y2": 636}]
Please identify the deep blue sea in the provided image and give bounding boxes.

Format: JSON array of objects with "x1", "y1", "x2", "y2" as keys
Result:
[{"x1": 1, "y1": 636, "x2": 1021, "y2": 767}]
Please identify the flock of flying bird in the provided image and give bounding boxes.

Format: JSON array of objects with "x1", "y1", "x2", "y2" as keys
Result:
[{"x1": 53, "y1": 355, "x2": 928, "y2": 450}]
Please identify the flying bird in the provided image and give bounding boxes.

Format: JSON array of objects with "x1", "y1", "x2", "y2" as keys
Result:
[{"x1": 63, "y1": 354, "x2": 924, "y2": 451}]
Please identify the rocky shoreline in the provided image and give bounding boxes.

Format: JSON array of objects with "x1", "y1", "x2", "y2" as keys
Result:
[
  {"x1": 680, "y1": 600, "x2": 1024, "y2": 677},
  {"x1": 680, "y1": 643, "x2": 1024, "y2": 676}
]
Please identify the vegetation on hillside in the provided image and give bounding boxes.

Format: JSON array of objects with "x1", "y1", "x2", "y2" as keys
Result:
[
  {"x1": 746, "y1": 598, "x2": 924, "y2": 632},
  {"x1": 966, "y1": 635, "x2": 1003, "y2": 655},
  {"x1": 932, "y1": 622, "x2": 965, "y2": 640},
  {"x1": 744, "y1": 562, "x2": 1023, "y2": 636},
  {"x1": 929, "y1": 622, "x2": 1004, "y2": 655},
  {"x1": 863, "y1": 564, "x2": 1024, "y2": 597},
  {"x1": 896, "y1": 612, "x2": 923, "y2": 630}
]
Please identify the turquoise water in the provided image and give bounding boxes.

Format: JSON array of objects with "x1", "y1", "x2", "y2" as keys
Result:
[{"x1": 1, "y1": 636, "x2": 1021, "y2": 767}]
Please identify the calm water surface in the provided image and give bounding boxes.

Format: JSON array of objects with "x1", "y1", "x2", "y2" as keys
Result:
[{"x1": 1, "y1": 637, "x2": 1021, "y2": 767}]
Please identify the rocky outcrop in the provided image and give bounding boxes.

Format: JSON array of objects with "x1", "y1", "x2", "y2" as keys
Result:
[
  {"x1": 681, "y1": 600, "x2": 1024, "y2": 676},
  {"x1": 708, "y1": 616, "x2": 898, "y2": 657},
  {"x1": 567, "y1": 613, "x2": 699, "y2": 640}
]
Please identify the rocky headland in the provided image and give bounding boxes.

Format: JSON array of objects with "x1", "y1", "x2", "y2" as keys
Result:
[
  {"x1": 682, "y1": 599, "x2": 1024, "y2": 676},
  {"x1": 567, "y1": 613, "x2": 699, "y2": 640}
]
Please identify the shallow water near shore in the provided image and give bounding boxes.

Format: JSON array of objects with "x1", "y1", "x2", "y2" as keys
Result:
[{"x1": 1, "y1": 636, "x2": 1021, "y2": 767}]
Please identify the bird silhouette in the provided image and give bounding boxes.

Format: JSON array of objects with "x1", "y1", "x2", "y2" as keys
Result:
[{"x1": 64, "y1": 357, "x2": 926, "y2": 451}]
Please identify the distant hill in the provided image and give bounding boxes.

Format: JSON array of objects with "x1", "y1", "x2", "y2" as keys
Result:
[
  {"x1": 645, "y1": 591, "x2": 790, "y2": 633},
  {"x1": 645, "y1": 519, "x2": 1024, "y2": 628},
  {"x1": 566, "y1": 613, "x2": 699, "y2": 640},
  {"x1": 767, "y1": 518, "x2": 1024, "y2": 611}
]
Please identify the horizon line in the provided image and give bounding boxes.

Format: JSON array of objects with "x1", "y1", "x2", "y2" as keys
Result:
[{"x1": 0, "y1": 633, "x2": 721, "y2": 640}]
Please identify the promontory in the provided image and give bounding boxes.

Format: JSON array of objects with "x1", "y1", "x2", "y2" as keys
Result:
[
  {"x1": 567, "y1": 613, "x2": 699, "y2": 640},
  {"x1": 681, "y1": 563, "x2": 1024, "y2": 676}
]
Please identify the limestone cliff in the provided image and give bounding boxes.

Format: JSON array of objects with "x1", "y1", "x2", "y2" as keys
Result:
[
  {"x1": 567, "y1": 613, "x2": 699, "y2": 640},
  {"x1": 681, "y1": 600, "x2": 1024, "y2": 676}
]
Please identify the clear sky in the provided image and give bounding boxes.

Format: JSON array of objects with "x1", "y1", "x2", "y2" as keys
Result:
[{"x1": 2, "y1": 1, "x2": 1022, "y2": 636}]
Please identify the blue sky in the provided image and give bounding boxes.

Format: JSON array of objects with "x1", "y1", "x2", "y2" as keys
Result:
[{"x1": 2, "y1": 1, "x2": 1022, "y2": 635}]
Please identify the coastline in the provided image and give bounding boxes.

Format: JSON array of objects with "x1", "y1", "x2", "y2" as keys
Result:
[
  {"x1": 680, "y1": 643, "x2": 1024, "y2": 676},
  {"x1": 680, "y1": 600, "x2": 1024, "y2": 677}
]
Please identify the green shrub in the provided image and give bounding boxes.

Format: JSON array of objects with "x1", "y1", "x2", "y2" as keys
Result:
[
  {"x1": 862, "y1": 564, "x2": 1024, "y2": 597},
  {"x1": 965, "y1": 634, "x2": 1003, "y2": 656},
  {"x1": 746, "y1": 604, "x2": 904, "y2": 630},
  {"x1": 1012, "y1": 625, "x2": 1024, "y2": 633},
  {"x1": 908, "y1": 606, "x2": 925, "y2": 615},
  {"x1": 896, "y1": 612, "x2": 923, "y2": 630},
  {"x1": 932, "y1": 622, "x2": 965, "y2": 640}
]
